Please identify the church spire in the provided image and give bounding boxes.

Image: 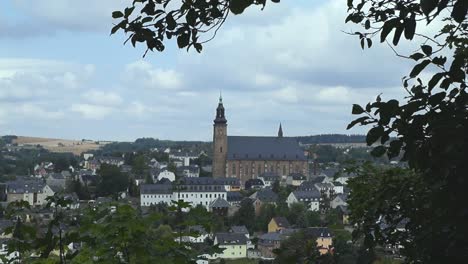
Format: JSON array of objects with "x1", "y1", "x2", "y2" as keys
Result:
[
  {"x1": 214, "y1": 95, "x2": 227, "y2": 124},
  {"x1": 278, "y1": 123, "x2": 283, "y2": 138}
]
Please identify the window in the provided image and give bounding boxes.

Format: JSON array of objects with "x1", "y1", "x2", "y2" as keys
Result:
[
  {"x1": 232, "y1": 164, "x2": 236, "y2": 174},
  {"x1": 220, "y1": 146, "x2": 223, "y2": 153},
  {"x1": 283, "y1": 165, "x2": 286, "y2": 175}
]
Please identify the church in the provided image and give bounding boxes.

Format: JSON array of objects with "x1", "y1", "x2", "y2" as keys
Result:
[{"x1": 212, "y1": 96, "x2": 309, "y2": 183}]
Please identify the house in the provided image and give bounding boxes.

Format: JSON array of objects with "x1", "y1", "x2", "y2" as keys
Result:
[
  {"x1": 180, "y1": 225, "x2": 209, "y2": 243},
  {"x1": 315, "y1": 182, "x2": 335, "y2": 197},
  {"x1": 286, "y1": 190, "x2": 321, "y2": 211},
  {"x1": 226, "y1": 191, "x2": 243, "y2": 207},
  {"x1": 258, "y1": 172, "x2": 280, "y2": 187},
  {"x1": 332, "y1": 181, "x2": 344, "y2": 194},
  {"x1": 286, "y1": 173, "x2": 307, "y2": 186},
  {"x1": 303, "y1": 227, "x2": 333, "y2": 255},
  {"x1": 244, "y1": 179, "x2": 264, "y2": 190},
  {"x1": 331, "y1": 193, "x2": 348, "y2": 209},
  {"x1": 170, "y1": 151, "x2": 198, "y2": 166},
  {"x1": 268, "y1": 217, "x2": 290, "y2": 233},
  {"x1": 140, "y1": 177, "x2": 229, "y2": 210},
  {"x1": 140, "y1": 184, "x2": 173, "y2": 207},
  {"x1": 46, "y1": 173, "x2": 66, "y2": 191},
  {"x1": 6, "y1": 178, "x2": 54, "y2": 206},
  {"x1": 157, "y1": 169, "x2": 176, "y2": 182},
  {"x1": 337, "y1": 205, "x2": 350, "y2": 225},
  {"x1": 176, "y1": 165, "x2": 200, "y2": 178},
  {"x1": 250, "y1": 188, "x2": 278, "y2": 216},
  {"x1": 213, "y1": 233, "x2": 248, "y2": 259},
  {"x1": 258, "y1": 229, "x2": 295, "y2": 259},
  {"x1": 230, "y1": 225, "x2": 249, "y2": 239},
  {"x1": 209, "y1": 197, "x2": 230, "y2": 216}
]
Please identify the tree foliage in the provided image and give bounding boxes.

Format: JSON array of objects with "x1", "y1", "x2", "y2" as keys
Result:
[
  {"x1": 345, "y1": 0, "x2": 467, "y2": 262},
  {"x1": 111, "y1": 0, "x2": 282, "y2": 56},
  {"x1": 96, "y1": 164, "x2": 129, "y2": 197}
]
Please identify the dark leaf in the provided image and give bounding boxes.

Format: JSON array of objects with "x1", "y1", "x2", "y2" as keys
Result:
[
  {"x1": 186, "y1": 9, "x2": 197, "y2": 26},
  {"x1": 451, "y1": 0, "x2": 468, "y2": 23},
  {"x1": 421, "y1": 45, "x2": 432, "y2": 56},
  {"x1": 409, "y1": 53, "x2": 425, "y2": 61},
  {"x1": 428, "y1": 72, "x2": 445, "y2": 91},
  {"x1": 142, "y1": 17, "x2": 153, "y2": 24},
  {"x1": 428, "y1": 92, "x2": 446, "y2": 106},
  {"x1": 371, "y1": 146, "x2": 386, "y2": 157},
  {"x1": 194, "y1": 43, "x2": 203, "y2": 53},
  {"x1": 366, "y1": 126, "x2": 384, "y2": 146},
  {"x1": 166, "y1": 13, "x2": 177, "y2": 30},
  {"x1": 367, "y1": 38, "x2": 372, "y2": 48},
  {"x1": 380, "y1": 19, "x2": 398, "y2": 43},
  {"x1": 177, "y1": 34, "x2": 190, "y2": 49},
  {"x1": 112, "y1": 11, "x2": 124, "y2": 19},
  {"x1": 365, "y1": 20, "x2": 371, "y2": 29},
  {"x1": 230, "y1": 0, "x2": 254, "y2": 15},
  {"x1": 404, "y1": 16, "x2": 416, "y2": 40},
  {"x1": 352, "y1": 104, "x2": 365, "y2": 115},
  {"x1": 124, "y1": 6, "x2": 135, "y2": 18},
  {"x1": 347, "y1": 116, "x2": 370, "y2": 130},
  {"x1": 409, "y1": 59, "x2": 430, "y2": 78},
  {"x1": 360, "y1": 38, "x2": 365, "y2": 49},
  {"x1": 420, "y1": 0, "x2": 439, "y2": 16},
  {"x1": 393, "y1": 24, "x2": 404, "y2": 45},
  {"x1": 432, "y1": 56, "x2": 446, "y2": 66}
]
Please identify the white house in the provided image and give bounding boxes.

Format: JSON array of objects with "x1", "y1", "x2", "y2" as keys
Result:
[
  {"x1": 157, "y1": 169, "x2": 176, "y2": 182},
  {"x1": 286, "y1": 190, "x2": 321, "y2": 211},
  {"x1": 332, "y1": 182, "x2": 344, "y2": 194},
  {"x1": 258, "y1": 172, "x2": 281, "y2": 187},
  {"x1": 140, "y1": 177, "x2": 230, "y2": 210},
  {"x1": 286, "y1": 173, "x2": 307, "y2": 187}
]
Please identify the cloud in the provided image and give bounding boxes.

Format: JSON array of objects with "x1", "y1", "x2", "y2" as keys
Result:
[
  {"x1": 124, "y1": 61, "x2": 183, "y2": 90},
  {"x1": 70, "y1": 104, "x2": 114, "y2": 120},
  {"x1": 83, "y1": 90, "x2": 123, "y2": 106}
]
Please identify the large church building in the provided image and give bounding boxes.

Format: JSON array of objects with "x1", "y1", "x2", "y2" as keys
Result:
[{"x1": 212, "y1": 97, "x2": 309, "y2": 183}]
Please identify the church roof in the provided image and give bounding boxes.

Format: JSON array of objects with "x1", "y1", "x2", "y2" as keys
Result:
[{"x1": 227, "y1": 136, "x2": 306, "y2": 161}]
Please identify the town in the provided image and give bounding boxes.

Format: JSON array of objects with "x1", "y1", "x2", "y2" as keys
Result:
[{"x1": 0, "y1": 98, "x2": 404, "y2": 263}]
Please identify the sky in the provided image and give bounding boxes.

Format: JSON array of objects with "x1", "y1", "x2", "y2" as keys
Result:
[{"x1": 0, "y1": 0, "x2": 415, "y2": 141}]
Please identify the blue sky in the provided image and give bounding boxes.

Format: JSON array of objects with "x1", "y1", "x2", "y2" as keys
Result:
[{"x1": 0, "y1": 0, "x2": 412, "y2": 141}]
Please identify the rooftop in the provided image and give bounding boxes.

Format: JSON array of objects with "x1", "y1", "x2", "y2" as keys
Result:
[{"x1": 227, "y1": 136, "x2": 307, "y2": 161}]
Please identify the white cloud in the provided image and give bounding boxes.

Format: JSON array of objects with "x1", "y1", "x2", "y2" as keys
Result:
[
  {"x1": 124, "y1": 61, "x2": 183, "y2": 90},
  {"x1": 70, "y1": 104, "x2": 114, "y2": 120},
  {"x1": 83, "y1": 90, "x2": 123, "y2": 106}
]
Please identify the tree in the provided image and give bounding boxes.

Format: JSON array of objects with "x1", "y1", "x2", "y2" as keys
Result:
[
  {"x1": 111, "y1": 0, "x2": 280, "y2": 56},
  {"x1": 96, "y1": 164, "x2": 129, "y2": 197},
  {"x1": 273, "y1": 230, "x2": 322, "y2": 264},
  {"x1": 344, "y1": 1, "x2": 467, "y2": 262},
  {"x1": 231, "y1": 198, "x2": 255, "y2": 230}
]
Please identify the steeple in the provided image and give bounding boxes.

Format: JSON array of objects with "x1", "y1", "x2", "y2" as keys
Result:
[
  {"x1": 214, "y1": 94, "x2": 227, "y2": 124},
  {"x1": 278, "y1": 123, "x2": 283, "y2": 138}
]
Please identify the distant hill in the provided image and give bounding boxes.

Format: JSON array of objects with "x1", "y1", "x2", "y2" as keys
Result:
[{"x1": 295, "y1": 134, "x2": 366, "y2": 144}]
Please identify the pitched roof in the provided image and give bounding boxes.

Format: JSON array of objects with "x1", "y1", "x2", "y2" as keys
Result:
[
  {"x1": 304, "y1": 227, "x2": 332, "y2": 238},
  {"x1": 226, "y1": 191, "x2": 243, "y2": 202},
  {"x1": 288, "y1": 173, "x2": 306, "y2": 180},
  {"x1": 140, "y1": 184, "x2": 172, "y2": 194},
  {"x1": 227, "y1": 136, "x2": 306, "y2": 161},
  {"x1": 230, "y1": 225, "x2": 249, "y2": 234},
  {"x1": 292, "y1": 190, "x2": 321, "y2": 200},
  {"x1": 6, "y1": 178, "x2": 48, "y2": 194},
  {"x1": 215, "y1": 233, "x2": 248, "y2": 245},
  {"x1": 272, "y1": 217, "x2": 290, "y2": 228},
  {"x1": 251, "y1": 188, "x2": 278, "y2": 203},
  {"x1": 209, "y1": 197, "x2": 230, "y2": 208},
  {"x1": 259, "y1": 172, "x2": 280, "y2": 181},
  {"x1": 298, "y1": 181, "x2": 319, "y2": 191}
]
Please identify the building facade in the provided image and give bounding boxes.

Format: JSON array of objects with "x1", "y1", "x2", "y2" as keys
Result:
[{"x1": 212, "y1": 97, "x2": 309, "y2": 183}]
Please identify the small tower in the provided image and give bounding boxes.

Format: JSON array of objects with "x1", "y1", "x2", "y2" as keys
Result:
[
  {"x1": 278, "y1": 123, "x2": 283, "y2": 138},
  {"x1": 212, "y1": 96, "x2": 228, "y2": 178}
]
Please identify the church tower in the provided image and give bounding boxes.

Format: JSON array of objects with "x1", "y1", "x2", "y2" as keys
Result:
[{"x1": 212, "y1": 96, "x2": 227, "y2": 178}]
